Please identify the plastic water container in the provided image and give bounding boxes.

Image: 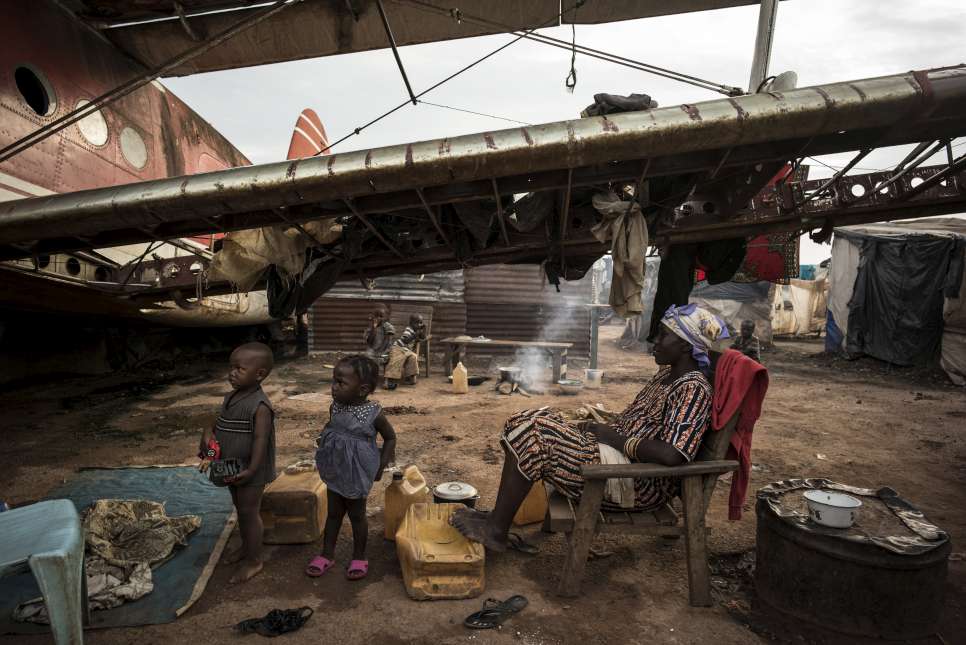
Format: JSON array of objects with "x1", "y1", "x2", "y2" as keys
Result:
[
  {"x1": 260, "y1": 469, "x2": 327, "y2": 544},
  {"x1": 395, "y1": 502, "x2": 485, "y2": 600},
  {"x1": 584, "y1": 368, "x2": 603, "y2": 389},
  {"x1": 452, "y1": 362, "x2": 469, "y2": 394},
  {"x1": 384, "y1": 465, "x2": 431, "y2": 540},
  {"x1": 513, "y1": 483, "x2": 549, "y2": 526}
]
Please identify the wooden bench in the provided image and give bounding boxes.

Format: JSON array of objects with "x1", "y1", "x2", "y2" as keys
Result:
[
  {"x1": 440, "y1": 338, "x2": 573, "y2": 381},
  {"x1": 543, "y1": 414, "x2": 740, "y2": 606}
]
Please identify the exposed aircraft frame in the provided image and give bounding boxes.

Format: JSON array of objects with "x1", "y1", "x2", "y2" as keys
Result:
[{"x1": 2, "y1": 66, "x2": 965, "y2": 265}]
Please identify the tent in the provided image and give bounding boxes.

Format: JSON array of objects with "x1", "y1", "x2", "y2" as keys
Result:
[
  {"x1": 826, "y1": 218, "x2": 966, "y2": 384},
  {"x1": 771, "y1": 272, "x2": 829, "y2": 337},
  {"x1": 690, "y1": 280, "x2": 775, "y2": 345}
]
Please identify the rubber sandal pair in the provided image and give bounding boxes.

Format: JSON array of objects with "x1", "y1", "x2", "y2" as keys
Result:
[
  {"x1": 305, "y1": 556, "x2": 368, "y2": 580},
  {"x1": 236, "y1": 607, "x2": 314, "y2": 637},
  {"x1": 463, "y1": 595, "x2": 528, "y2": 630}
]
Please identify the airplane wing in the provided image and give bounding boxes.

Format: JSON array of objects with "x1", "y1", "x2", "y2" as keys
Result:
[
  {"x1": 63, "y1": 0, "x2": 763, "y2": 77},
  {"x1": 2, "y1": 66, "x2": 965, "y2": 272}
]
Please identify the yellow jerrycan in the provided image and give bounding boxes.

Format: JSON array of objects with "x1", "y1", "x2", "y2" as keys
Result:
[
  {"x1": 384, "y1": 464, "x2": 430, "y2": 540},
  {"x1": 452, "y1": 362, "x2": 469, "y2": 394},
  {"x1": 395, "y1": 502, "x2": 485, "y2": 600}
]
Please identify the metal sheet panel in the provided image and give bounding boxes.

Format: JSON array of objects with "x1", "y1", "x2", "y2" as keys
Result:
[
  {"x1": 92, "y1": 1, "x2": 559, "y2": 76},
  {"x1": 308, "y1": 297, "x2": 466, "y2": 352},
  {"x1": 464, "y1": 302, "x2": 590, "y2": 357},
  {"x1": 464, "y1": 263, "x2": 592, "y2": 306},
  {"x1": 323, "y1": 270, "x2": 464, "y2": 302},
  {"x1": 566, "y1": 0, "x2": 758, "y2": 24}
]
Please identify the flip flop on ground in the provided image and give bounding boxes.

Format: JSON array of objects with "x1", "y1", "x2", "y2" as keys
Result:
[{"x1": 463, "y1": 595, "x2": 529, "y2": 629}]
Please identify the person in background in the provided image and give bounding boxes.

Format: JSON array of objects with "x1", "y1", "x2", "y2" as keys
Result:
[
  {"x1": 731, "y1": 319, "x2": 762, "y2": 363},
  {"x1": 385, "y1": 314, "x2": 427, "y2": 390},
  {"x1": 363, "y1": 305, "x2": 395, "y2": 368}
]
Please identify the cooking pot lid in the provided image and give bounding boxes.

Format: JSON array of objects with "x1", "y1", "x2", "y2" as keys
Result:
[{"x1": 434, "y1": 481, "x2": 478, "y2": 500}]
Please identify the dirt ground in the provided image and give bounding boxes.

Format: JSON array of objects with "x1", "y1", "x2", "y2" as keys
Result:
[{"x1": 1, "y1": 325, "x2": 964, "y2": 645}]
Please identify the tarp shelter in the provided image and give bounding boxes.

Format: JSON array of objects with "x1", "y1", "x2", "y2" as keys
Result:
[
  {"x1": 690, "y1": 280, "x2": 775, "y2": 345},
  {"x1": 771, "y1": 272, "x2": 829, "y2": 337},
  {"x1": 826, "y1": 218, "x2": 966, "y2": 384}
]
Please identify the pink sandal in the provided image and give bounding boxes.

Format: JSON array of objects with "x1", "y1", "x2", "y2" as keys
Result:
[
  {"x1": 345, "y1": 560, "x2": 368, "y2": 580},
  {"x1": 305, "y1": 555, "x2": 335, "y2": 577}
]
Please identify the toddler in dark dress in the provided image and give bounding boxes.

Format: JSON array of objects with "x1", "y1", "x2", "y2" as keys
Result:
[
  {"x1": 200, "y1": 342, "x2": 276, "y2": 584},
  {"x1": 306, "y1": 355, "x2": 396, "y2": 580}
]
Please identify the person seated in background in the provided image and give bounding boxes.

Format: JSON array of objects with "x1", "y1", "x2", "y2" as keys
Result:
[
  {"x1": 385, "y1": 314, "x2": 427, "y2": 390},
  {"x1": 731, "y1": 319, "x2": 761, "y2": 363},
  {"x1": 363, "y1": 305, "x2": 395, "y2": 370}
]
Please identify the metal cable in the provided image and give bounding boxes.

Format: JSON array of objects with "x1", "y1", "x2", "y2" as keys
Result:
[
  {"x1": 395, "y1": 0, "x2": 743, "y2": 96},
  {"x1": 317, "y1": 0, "x2": 586, "y2": 154},
  {"x1": 416, "y1": 100, "x2": 532, "y2": 126}
]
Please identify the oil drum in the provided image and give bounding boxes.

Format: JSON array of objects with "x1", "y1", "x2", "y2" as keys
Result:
[{"x1": 755, "y1": 498, "x2": 950, "y2": 639}]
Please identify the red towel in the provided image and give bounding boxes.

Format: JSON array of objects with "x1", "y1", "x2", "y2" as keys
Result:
[{"x1": 712, "y1": 350, "x2": 768, "y2": 520}]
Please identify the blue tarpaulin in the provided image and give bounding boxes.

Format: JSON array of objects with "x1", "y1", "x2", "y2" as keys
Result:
[{"x1": 0, "y1": 466, "x2": 232, "y2": 632}]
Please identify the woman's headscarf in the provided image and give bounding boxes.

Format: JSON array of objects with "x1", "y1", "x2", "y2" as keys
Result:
[{"x1": 660, "y1": 304, "x2": 730, "y2": 369}]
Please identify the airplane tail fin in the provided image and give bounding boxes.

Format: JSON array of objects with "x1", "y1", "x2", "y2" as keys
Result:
[{"x1": 286, "y1": 108, "x2": 330, "y2": 159}]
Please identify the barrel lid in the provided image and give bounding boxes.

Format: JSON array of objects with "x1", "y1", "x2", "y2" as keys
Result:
[{"x1": 434, "y1": 481, "x2": 478, "y2": 500}]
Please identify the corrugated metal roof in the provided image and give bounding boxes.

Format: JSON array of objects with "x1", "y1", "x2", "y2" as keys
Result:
[{"x1": 323, "y1": 270, "x2": 464, "y2": 303}]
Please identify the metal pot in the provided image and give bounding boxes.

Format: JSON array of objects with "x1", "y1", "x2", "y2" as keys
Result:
[
  {"x1": 498, "y1": 367, "x2": 522, "y2": 384},
  {"x1": 433, "y1": 481, "x2": 479, "y2": 508}
]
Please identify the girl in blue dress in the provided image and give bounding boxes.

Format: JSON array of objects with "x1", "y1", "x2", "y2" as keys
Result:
[{"x1": 306, "y1": 355, "x2": 396, "y2": 580}]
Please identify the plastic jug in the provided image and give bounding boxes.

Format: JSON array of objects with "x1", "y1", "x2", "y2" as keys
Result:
[
  {"x1": 512, "y1": 482, "x2": 549, "y2": 526},
  {"x1": 260, "y1": 469, "x2": 327, "y2": 544},
  {"x1": 584, "y1": 368, "x2": 603, "y2": 389},
  {"x1": 395, "y1": 502, "x2": 485, "y2": 600},
  {"x1": 452, "y1": 362, "x2": 469, "y2": 394},
  {"x1": 384, "y1": 464, "x2": 431, "y2": 540}
]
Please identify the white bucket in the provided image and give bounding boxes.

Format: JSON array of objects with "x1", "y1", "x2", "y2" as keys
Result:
[{"x1": 584, "y1": 369, "x2": 603, "y2": 389}]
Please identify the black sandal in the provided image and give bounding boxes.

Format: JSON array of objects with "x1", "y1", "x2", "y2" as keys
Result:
[
  {"x1": 463, "y1": 595, "x2": 528, "y2": 630},
  {"x1": 236, "y1": 607, "x2": 314, "y2": 637},
  {"x1": 507, "y1": 532, "x2": 539, "y2": 555}
]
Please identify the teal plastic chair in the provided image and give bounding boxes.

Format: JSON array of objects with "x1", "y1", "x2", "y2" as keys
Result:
[{"x1": 0, "y1": 499, "x2": 87, "y2": 644}]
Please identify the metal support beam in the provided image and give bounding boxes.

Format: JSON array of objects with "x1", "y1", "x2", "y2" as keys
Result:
[
  {"x1": 797, "y1": 148, "x2": 873, "y2": 207},
  {"x1": 748, "y1": 0, "x2": 779, "y2": 93},
  {"x1": 897, "y1": 152, "x2": 966, "y2": 202},
  {"x1": 415, "y1": 188, "x2": 454, "y2": 250},
  {"x1": 376, "y1": 0, "x2": 417, "y2": 105},
  {"x1": 491, "y1": 179, "x2": 511, "y2": 246},
  {"x1": 343, "y1": 199, "x2": 405, "y2": 258}
]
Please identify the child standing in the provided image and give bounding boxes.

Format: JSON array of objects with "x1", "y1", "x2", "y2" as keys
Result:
[
  {"x1": 306, "y1": 356, "x2": 396, "y2": 580},
  {"x1": 200, "y1": 342, "x2": 276, "y2": 584}
]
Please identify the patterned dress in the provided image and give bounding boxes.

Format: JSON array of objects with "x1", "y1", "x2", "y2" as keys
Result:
[
  {"x1": 315, "y1": 401, "x2": 382, "y2": 499},
  {"x1": 214, "y1": 386, "x2": 277, "y2": 487},
  {"x1": 502, "y1": 367, "x2": 712, "y2": 511}
]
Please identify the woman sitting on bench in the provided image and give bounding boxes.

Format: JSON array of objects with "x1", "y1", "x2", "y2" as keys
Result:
[{"x1": 452, "y1": 304, "x2": 727, "y2": 551}]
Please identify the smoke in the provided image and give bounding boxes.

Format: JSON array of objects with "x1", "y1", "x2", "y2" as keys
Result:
[{"x1": 509, "y1": 305, "x2": 577, "y2": 385}]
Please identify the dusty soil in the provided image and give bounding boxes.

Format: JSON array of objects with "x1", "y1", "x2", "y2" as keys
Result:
[{"x1": 1, "y1": 325, "x2": 964, "y2": 645}]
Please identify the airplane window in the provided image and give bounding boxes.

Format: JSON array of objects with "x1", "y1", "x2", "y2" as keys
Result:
[
  {"x1": 75, "y1": 99, "x2": 108, "y2": 147},
  {"x1": 14, "y1": 66, "x2": 55, "y2": 116},
  {"x1": 120, "y1": 127, "x2": 148, "y2": 169},
  {"x1": 65, "y1": 257, "x2": 81, "y2": 276},
  {"x1": 36, "y1": 254, "x2": 50, "y2": 269}
]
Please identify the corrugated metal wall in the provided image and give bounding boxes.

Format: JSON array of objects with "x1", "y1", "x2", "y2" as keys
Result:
[
  {"x1": 463, "y1": 264, "x2": 593, "y2": 358},
  {"x1": 308, "y1": 265, "x2": 592, "y2": 358}
]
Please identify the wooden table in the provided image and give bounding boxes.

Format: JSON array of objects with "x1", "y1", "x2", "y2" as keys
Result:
[{"x1": 441, "y1": 338, "x2": 573, "y2": 382}]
